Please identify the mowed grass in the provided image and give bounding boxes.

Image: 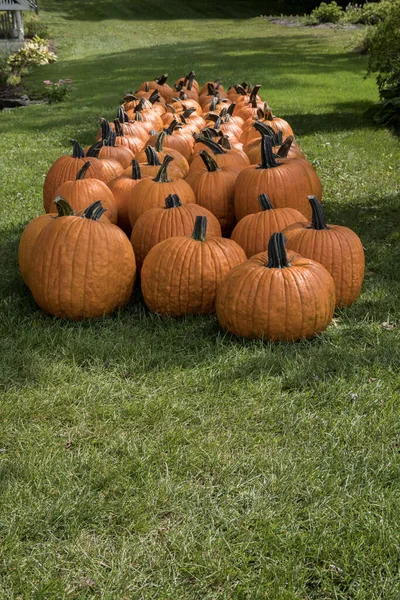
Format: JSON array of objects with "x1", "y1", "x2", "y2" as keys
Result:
[{"x1": 0, "y1": 2, "x2": 400, "y2": 598}]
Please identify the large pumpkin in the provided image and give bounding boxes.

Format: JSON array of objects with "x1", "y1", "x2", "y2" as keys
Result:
[
  {"x1": 108, "y1": 160, "x2": 149, "y2": 232},
  {"x1": 234, "y1": 137, "x2": 322, "y2": 222},
  {"x1": 43, "y1": 140, "x2": 122, "y2": 212},
  {"x1": 29, "y1": 200, "x2": 136, "y2": 320},
  {"x1": 141, "y1": 215, "x2": 246, "y2": 316},
  {"x1": 231, "y1": 194, "x2": 306, "y2": 257},
  {"x1": 185, "y1": 150, "x2": 238, "y2": 236},
  {"x1": 49, "y1": 161, "x2": 118, "y2": 224},
  {"x1": 128, "y1": 155, "x2": 196, "y2": 227},
  {"x1": 216, "y1": 232, "x2": 336, "y2": 341},
  {"x1": 283, "y1": 196, "x2": 365, "y2": 307},
  {"x1": 131, "y1": 193, "x2": 221, "y2": 271}
]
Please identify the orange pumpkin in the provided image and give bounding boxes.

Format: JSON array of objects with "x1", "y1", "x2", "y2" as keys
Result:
[
  {"x1": 108, "y1": 160, "x2": 150, "y2": 233},
  {"x1": 145, "y1": 120, "x2": 194, "y2": 161},
  {"x1": 86, "y1": 130, "x2": 135, "y2": 170},
  {"x1": 234, "y1": 137, "x2": 322, "y2": 222},
  {"x1": 283, "y1": 196, "x2": 365, "y2": 307},
  {"x1": 216, "y1": 232, "x2": 336, "y2": 341},
  {"x1": 128, "y1": 155, "x2": 196, "y2": 227},
  {"x1": 136, "y1": 131, "x2": 189, "y2": 177},
  {"x1": 141, "y1": 215, "x2": 246, "y2": 316},
  {"x1": 190, "y1": 137, "x2": 250, "y2": 173},
  {"x1": 29, "y1": 200, "x2": 136, "y2": 320},
  {"x1": 231, "y1": 194, "x2": 306, "y2": 257},
  {"x1": 131, "y1": 193, "x2": 221, "y2": 271}
]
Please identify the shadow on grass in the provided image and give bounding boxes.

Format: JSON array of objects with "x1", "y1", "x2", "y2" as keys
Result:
[{"x1": 1, "y1": 190, "x2": 399, "y2": 393}]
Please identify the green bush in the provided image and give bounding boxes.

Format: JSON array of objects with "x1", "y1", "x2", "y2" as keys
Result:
[
  {"x1": 7, "y1": 36, "x2": 56, "y2": 73},
  {"x1": 310, "y1": 1, "x2": 343, "y2": 23},
  {"x1": 24, "y1": 14, "x2": 50, "y2": 39},
  {"x1": 344, "y1": 1, "x2": 394, "y2": 25},
  {"x1": 366, "y1": 0, "x2": 400, "y2": 90}
]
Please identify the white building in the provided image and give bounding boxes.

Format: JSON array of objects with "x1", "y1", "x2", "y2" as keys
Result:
[{"x1": 0, "y1": 0, "x2": 37, "y2": 51}]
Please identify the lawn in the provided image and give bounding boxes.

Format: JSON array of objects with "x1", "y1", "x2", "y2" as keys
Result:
[{"x1": 1, "y1": 2, "x2": 400, "y2": 598}]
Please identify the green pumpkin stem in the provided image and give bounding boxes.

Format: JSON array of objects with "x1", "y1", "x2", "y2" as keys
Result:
[
  {"x1": 199, "y1": 150, "x2": 219, "y2": 172},
  {"x1": 195, "y1": 136, "x2": 226, "y2": 155},
  {"x1": 134, "y1": 111, "x2": 143, "y2": 122},
  {"x1": 182, "y1": 107, "x2": 196, "y2": 118},
  {"x1": 82, "y1": 200, "x2": 107, "y2": 221},
  {"x1": 166, "y1": 103, "x2": 176, "y2": 114},
  {"x1": 131, "y1": 160, "x2": 141, "y2": 180},
  {"x1": 249, "y1": 84, "x2": 261, "y2": 102},
  {"x1": 145, "y1": 146, "x2": 161, "y2": 166},
  {"x1": 85, "y1": 142, "x2": 102, "y2": 158},
  {"x1": 70, "y1": 139, "x2": 85, "y2": 158},
  {"x1": 192, "y1": 215, "x2": 207, "y2": 242},
  {"x1": 227, "y1": 103, "x2": 236, "y2": 116},
  {"x1": 209, "y1": 97, "x2": 218, "y2": 112},
  {"x1": 308, "y1": 196, "x2": 328, "y2": 230},
  {"x1": 259, "y1": 194, "x2": 274, "y2": 211},
  {"x1": 76, "y1": 161, "x2": 91, "y2": 180},
  {"x1": 53, "y1": 196, "x2": 74, "y2": 216},
  {"x1": 234, "y1": 85, "x2": 247, "y2": 96},
  {"x1": 155, "y1": 131, "x2": 166, "y2": 152},
  {"x1": 165, "y1": 119, "x2": 179, "y2": 135},
  {"x1": 276, "y1": 136, "x2": 293, "y2": 158},
  {"x1": 134, "y1": 98, "x2": 146, "y2": 113},
  {"x1": 267, "y1": 233, "x2": 290, "y2": 269},
  {"x1": 258, "y1": 136, "x2": 279, "y2": 170},
  {"x1": 165, "y1": 194, "x2": 182, "y2": 209},
  {"x1": 156, "y1": 74, "x2": 168, "y2": 86},
  {"x1": 149, "y1": 90, "x2": 160, "y2": 104},
  {"x1": 218, "y1": 135, "x2": 232, "y2": 150},
  {"x1": 153, "y1": 155, "x2": 174, "y2": 182},
  {"x1": 253, "y1": 121, "x2": 276, "y2": 138}
]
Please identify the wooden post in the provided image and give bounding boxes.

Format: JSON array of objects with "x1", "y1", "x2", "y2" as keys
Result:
[{"x1": 15, "y1": 11, "x2": 24, "y2": 42}]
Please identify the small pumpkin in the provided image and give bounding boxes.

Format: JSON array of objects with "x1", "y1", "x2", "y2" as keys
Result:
[
  {"x1": 141, "y1": 215, "x2": 246, "y2": 316},
  {"x1": 131, "y1": 193, "x2": 221, "y2": 271},
  {"x1": 234, "y1": 137, "x2": 322, "y2": 222},
  {"x1": 185, "y1": 150, "x2": 238, "y2": 236},
  {"x1": 190, "y1": 136, "x2": 250, "y2": 172},
  {"x1": 50, "y1": 161, "x2": 118, "y2": 224},
  {"x1": 231, "y1": 194, "x2": 306, "y2": 258},
  {"x1": 86, "y1": 130, "x2": 135, "y2": 170},
  {"x1": 216, "y1": 232, "x2": 336, "y2": 341},
  {"x1": 128, "y1": 155, "x2": 196, "y2": 227},
  {"x1": 145, "y1": 120, "x2": 194, "y2": 161},
  {"x1": 29, "y1": 200, "x2": 136, "y2": 320},
  {"x1": 283, "y1": 196, "x2": 365, "y2": 307}
]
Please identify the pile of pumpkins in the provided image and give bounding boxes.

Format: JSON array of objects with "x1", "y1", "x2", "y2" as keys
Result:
[{"x1": 18, "y1": 72, "x2": 365, "y2": 341}]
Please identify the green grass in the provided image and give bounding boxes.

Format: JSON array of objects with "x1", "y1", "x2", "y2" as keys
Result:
[{"x1": 1, "y1": 2, "x2": 400, "y2": 598}]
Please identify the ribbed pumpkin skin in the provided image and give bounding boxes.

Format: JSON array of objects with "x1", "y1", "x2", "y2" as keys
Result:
[
  {"x1": 29, "y1": 217, "x2": 136, "y2": 320},
  {"x1": 50, "y1": 179, "x2": 118, "y2": 224},
  {"x1": 141, "y1": 236, "x2": 246, "y2": 316},
  {"x1": 190, "y1": 150, "x2": 249, "y2": 172},
  {"x1": 128, "y1": 179, "x2": 196, "y2": 227},
  {"x1": 18, "y1": 214, "x2": 55, "y2": 287},
  {"x1": 135, "y1": 148, "x2": 189, "y2": 177},
  {"x1": 231, "y1": 207, "x2": 306, "y2": 258},
  {"x1": 146, "y1": 133, "x2": 194, "y2": 161},
  {"x1": 131, "y1": 203, "x2": 221, "y2": 271},
  {"x1": 185, "y1": 168, "x2": 238, "y2": 236},
  {"x1": 234, "y1": 158, "x2": 322, "y2": 222},
  {"x1": 246, "y1": 141, "x2": 305, "y2": 164},
  {"x1": 86, "y1": 145, "x2": 135, "y2": 169},
  {"x1": 108, "y1": 175, "x2": 150, "y2": 232},
  {"x1": 43, "y1": 157, "x2": 123, "y2": 212},
  {"x1": 283, "y1": 223, "x2": 365, "y2": 307},
  {"x1": 216, "y1": 251, "x2": 335, "y2": 340}
]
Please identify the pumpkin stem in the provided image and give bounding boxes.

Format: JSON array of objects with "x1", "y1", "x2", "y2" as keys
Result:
[
  {"x1": 165, "y1": 194, "x2": 182, "y2": 209},
  {"x1": 199, "y1": 150, "x2": 219, "y2": 172},
  {"x1": 253, "y1": 121, "x2": 276, "y2": 138},
  {"x1": 100, "y1": 119, "x2": 111, "y2": 141},
  {"x1": 308, "y1": 196, "x2": 328, "y2": 230},
  {"x1": 149, "y1": 90, "x2": 160, "y2": 105},
  {"x1": 123, "y1": 93, "x2": 137, "y2": 102},
  {"x1": 207, "y1": 82, "x2": 215, "y2": 96},
  {"x1": 266, "y1": 233, "x2": 290, "y2": 269},
  {"x1": 145, "y1": 146, "x2": 161, "y2": 166},
  {"x1": 70, "y1": 139, "x2": 85, "y2": 158},
  {"x1": 227, "y1": 103, "x2": 236, "y2": 116},
  {"x1": 192, "y1": 215, "x2": 207, "y2": 242},
  {"x1": 131, "y1": 160, "x2": 141, "y2": 180},
  {"x1": 209, "y1": 97, "x2": 218, "y2": 112},
  {"x1": 155, "y1": 131, "x2": 166, "y2": 152},
  {"x1": 134, "y1": 98, "x2": 146, "y2": 113},
  {"x1": 182, "y1": 107, "x2": 196, "y2": 118},
  {"x1": 82, "y1": 200, "x2": 107, "y2": 221},
  {"x1": 104, "y1": 131, "x2": 116, "y2": 147},
  {"x1": 165, "y1": 119, "x2": 179, "y2": 135},
  {"x1": 276, "y1": 136, "x2": 293, "y2": 158},
  {"x1": 259, "y1": 194, "x2": 274, "y2": 211},
  {"x1": 134, "y1": 111, "x2": 143, "y2": 122},
  {"x1": 76, "y1": 161, "x2": 91, "y2": 180},
  {"x1": 113, "y1": 119, "x2": 124, "y2": 137},
  {"x1": 53, "y1": 196, "x2": 75, "y2": 216},
  {"x1": 258, "y1": 136, "x2": 279, "y2": 170},
  {"x1": 234, "y1": 84, "x2": 247, "y2": 96},
  {"x1": 195, "y1": 136, "x2": 226, "y2": 155},
  {"x1": 165, "y1": 103, "x2": 176, "y2": 114},
  {"x1": 249, "y1": 84, "x2": 261, "y2": 102},
  {"x1": 156, "y1": 73, "x2": 168, "y2": 86},
  {"x1": 153, "y1": 155, "x2": 174, "y2": 182},
  {"x1": 218, "y1": 135, "x2": 232, "y2": 150},
  {"x1": 85, "y1": 141, "x2": 102, "y2": 158},
  {"x1": 117, "y1": 107, "x2": 129, "y2": 123}
]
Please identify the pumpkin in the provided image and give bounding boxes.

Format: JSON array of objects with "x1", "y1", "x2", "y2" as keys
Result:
[
  {"x1": 134, "y1": 146, "x2": 184, "y2": 181},
  {"x1": 234, "y1": 137, "x2": 322, "y2": 222},
  {"x1": 242, "y1": 106, "x2": 294, "y2": 139},
  {"x1": 129, "y1": 98, "x2": 163, "y2": 132},
  {"x1": 145, "y1": 120, "x2": 194, "y2": 161},
  {"x1": 136, "y1": 131, "x2": 189, "y2": 177},
  {"x1": 190, "y1": 137, "x2": 250, "y2": 172},
  {"x1": 128, "y1": 155, "x2": 196, "y2": 227},
  {"x1": 18, "y1": 198, "x2": 74, "y2": 288},
  {"x1": 185, "y1": 150, "x2": 238, "y2": 236},
  {"x1": 108, "y1": 160, "x2": 149, "y2": 232},
  {"x1": 246, "y1": 131, "x2": 305, "y2": 164},
  {"x1": 96, "y1": 110, "x2": 149, "y2": 143},
  {"x1": 231, "y1": 194, "x2": 306, "y2": 257},
  {"x1": 199, "y1": 79, "x2": 225, "y2": 95},
  {"x1": 86, "y1": 129, "x2": 135, "y2": 170},
  {"x1": 131, "y1": 193, "x2": 221, "y2": 271},
  {"x1": 175, "y1": 71, "x2": 200, "y2": 93},
  {"x1": 141, "y1": 215, "x2": 246, "y2": 316},
  {"x1": 112, "y1": 119, "x2": 147, "y2": 155},
  {"x1": 216, "y1": 232, "x2": 336, "y2": 341},
  {"x1": 49, "y1": 161, "x2": 118, "y2": 224},
  {"x1": 283, "y1": 196, "x2": 365, "y2": 307},
  {"x1": 29, "y1": 200, "x2": 136, "y2": 320},
  {"x1": 43, "y1": 140, "x2": 122, "y2": 213}
]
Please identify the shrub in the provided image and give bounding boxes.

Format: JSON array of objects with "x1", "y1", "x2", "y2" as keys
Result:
[
  {"x1": 7, "y1": 36, "x2": 56, "y2": 73},
  {"x1": 366, "y1": 0, "x2": 400, "y2": 90},
  {"x1": 24, "y1": 14, "x2": 50, "y2": 39},
  {"x1": 373, "y1": 63, "x2": 400, "y2": 131},
  {"x1": 310, "y1": 1, "x2": 343, "y2": 23},
  {"x1": 44, "y1": 79, "x2": 75, "y2": 103},
  {"x1": 345, "y1": 1, "x2": 394, "y2": 25}
]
